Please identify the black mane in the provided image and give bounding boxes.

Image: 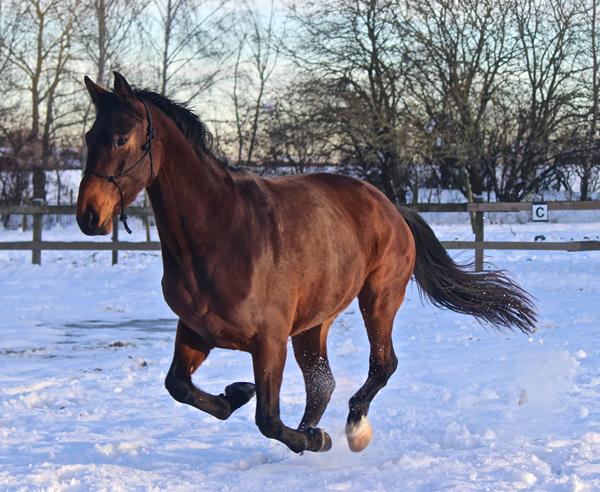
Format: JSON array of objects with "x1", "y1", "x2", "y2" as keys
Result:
[{"x1": 133, "y1": 88, "x2": 235, "y2": 171}]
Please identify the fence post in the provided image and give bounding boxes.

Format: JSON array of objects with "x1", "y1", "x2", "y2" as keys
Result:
[
  {"x1": 32, "y1": 198, "x2": 43, "y2": 265},
  {"x1": 473, "y1": 196, "x2": 484, "y2": 272},
  {"x1": 112, "y1": 217, "x2": 119, "y2": 265},
  {"x1": 22, "y1": 208, "x2": 28, "y2": 231}
]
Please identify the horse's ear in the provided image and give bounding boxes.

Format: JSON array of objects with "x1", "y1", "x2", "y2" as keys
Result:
[
  {"x1": 84, "y1": 76, "x2": 108, "y2": 105},
  {"x1": 113, "y1": 71, "x2": 135, "y2": 102}
]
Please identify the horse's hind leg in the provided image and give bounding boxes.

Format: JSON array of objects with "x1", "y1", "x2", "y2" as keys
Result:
[
  {"x1": 345, "y1": 278, "x2": 407, "y2": 452},
  {"x1": 292, "y1": 319, "x2": 336, "y2": 430},
  {"x1": 165, "y1": 320, "x2": 256, "y2": 420},
  {"x1": 252, "y1": 336, "x2": 332, "y2": 453}
]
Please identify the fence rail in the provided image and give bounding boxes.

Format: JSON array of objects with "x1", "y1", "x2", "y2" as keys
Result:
[
  {"x1": 1, "y1": 201, "x2": 599, "y2": 268},
  {"x1": 0, "y1": 241, "x2": 161, "y2": 251}
]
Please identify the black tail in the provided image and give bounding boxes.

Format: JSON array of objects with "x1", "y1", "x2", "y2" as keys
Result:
[{"x1": 398, "y1": 207, "x2": 537, "y2": 334}]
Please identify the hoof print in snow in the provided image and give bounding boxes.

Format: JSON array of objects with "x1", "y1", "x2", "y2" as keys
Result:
[
  {"x1": 108, "y1": 341, "x2": 130, "y2": 349},
  {"x1": 518, "y1": 389, "x2": 528, "y2": 406}
]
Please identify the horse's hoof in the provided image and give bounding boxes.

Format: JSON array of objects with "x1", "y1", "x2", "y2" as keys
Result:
[
  {"x1": 345, "y1": 415, "x2": 372, "y2": 452},
  {"x1": 305, "y1": 427, "x2": 332, "y2": 452},
  {"x1": 224, "y1": 382, "x2": 256, "y2": 411},
  {"x1": 320, "y1": 430, "x2": 332, "y2": 451}
]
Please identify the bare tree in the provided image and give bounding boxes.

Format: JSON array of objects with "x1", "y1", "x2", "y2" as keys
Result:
[
  {"x1": 288, "y1": 0, "x2": 410, "y2": 202},
  {"x1": 575, "y1": 0, "x2": 600, "y2": 199},
  {"x1": 494, "y1": 0, "x2": 585, "y2": 200},
  {"x1": 74, "y1": 0, "x2": 147, "y2": 171},
  {"x1": 261, "y1": 78, "x2": 337, "y2": 173},
  {"x1": 230, "y1": 0, "x2": 281, "y2": 166},
  {"x1": 0, "y1": 121, "x2": 33, "y2": 224},
  {"x1": 0, "y1": 1, "x2": 16, "y2": 114},
  {"x1": 1, "y1": 0, "x2": 79, "y2": 201},
  {"x1": 78, "y1": 0, "x2": 146, "y2": 86},
  {"x1": 143, "y1": 0, "x2": 229, "y2": 99},
  {"x1": 402, "y1": 0, "x2": 517, "y2": 207}
]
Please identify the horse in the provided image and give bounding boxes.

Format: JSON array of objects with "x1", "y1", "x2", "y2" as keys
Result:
[{"x1": 76, "y1": 72, "x2": 536, "y2": 454}]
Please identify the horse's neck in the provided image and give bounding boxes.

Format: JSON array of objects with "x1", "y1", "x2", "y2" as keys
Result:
[{"x1": 146, "y1": 117, "x2": 238, "y2": 259}]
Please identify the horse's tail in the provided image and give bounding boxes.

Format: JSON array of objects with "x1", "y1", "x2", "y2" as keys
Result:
[{"x1": 398, "y1": 206, "x2": 537, "y2": 334}]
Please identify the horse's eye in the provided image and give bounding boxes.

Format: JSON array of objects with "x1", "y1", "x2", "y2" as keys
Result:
[{"x1": 116, "y1": 136, "x2": 128, "y2": 147}]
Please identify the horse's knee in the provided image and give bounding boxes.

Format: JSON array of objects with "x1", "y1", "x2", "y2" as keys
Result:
[{"x1": 165, "y1": 369, "x2": 188, "y2": 403}]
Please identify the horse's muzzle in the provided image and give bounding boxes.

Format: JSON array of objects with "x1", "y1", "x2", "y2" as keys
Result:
[{"x1": 77, "y1": 207, "x2": 109, "y2": 236}]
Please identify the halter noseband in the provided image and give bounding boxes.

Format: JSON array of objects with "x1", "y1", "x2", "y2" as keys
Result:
[{"x1": 84, "y1": 100, "x2": 155, "y2": 234}]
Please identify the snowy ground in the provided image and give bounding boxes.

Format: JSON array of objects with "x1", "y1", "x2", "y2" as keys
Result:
[{"x1": 1, "y1": 217, "x2": 600, "y2": 491}]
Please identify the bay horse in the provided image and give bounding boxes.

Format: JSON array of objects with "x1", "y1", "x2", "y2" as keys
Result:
[{"x1": 77, "y1": 72, "x2": 536, "y2": 454}]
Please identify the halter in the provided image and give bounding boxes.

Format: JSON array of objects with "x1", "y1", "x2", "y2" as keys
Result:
[{"x1": 84, "y1": 100, "x2": 155, "y2": 234}]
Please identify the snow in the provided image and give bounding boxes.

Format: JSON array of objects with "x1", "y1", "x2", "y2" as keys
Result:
[{"x1": 1, "y1": 216, "x2": 600, "y2": 490}]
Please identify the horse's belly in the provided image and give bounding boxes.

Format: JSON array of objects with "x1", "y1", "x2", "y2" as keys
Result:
[
  {"x1": 176, "y1": 306, "x2": 255, "y2": 351},
  {"x1": 290, "y1": 276, "x2": 365, "y2": 335}
]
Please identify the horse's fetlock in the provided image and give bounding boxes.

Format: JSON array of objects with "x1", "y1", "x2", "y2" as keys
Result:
[
  {"x1": 213, "y1": 404, "x2": 232, "y2": 421},
  {"x1": 256, "y1": 415, "x2": 282, "y2": 438},
  {"x1": 348, "y1": 395, "x2": 360, "y2": 410}
]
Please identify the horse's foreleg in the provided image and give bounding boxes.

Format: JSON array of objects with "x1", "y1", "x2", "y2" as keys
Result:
[
  {"x1": 292, "y1": 320, "x2": 335, "y2": 430},
  {"x1": 165, "y1": 320, "x2": 255, "y2": 420},
  {"x1": 252, "y1": 339, "x2": 332, "y2": 453}
]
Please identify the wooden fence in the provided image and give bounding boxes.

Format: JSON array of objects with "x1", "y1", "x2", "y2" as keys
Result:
[{"x1": 0, "y1": 201, "x2": 599, "y2": 269}]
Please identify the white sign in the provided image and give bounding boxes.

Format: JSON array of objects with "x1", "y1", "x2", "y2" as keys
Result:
[{"x1": 532, "y1": 203, "x2": 549, "y2": 222}]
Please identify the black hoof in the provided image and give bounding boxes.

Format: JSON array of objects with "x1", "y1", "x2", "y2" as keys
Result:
[
  {"x1": 305, "y1": 427, "x2": 332, "y2": 452},
  {"x1": 223, "y1": 382, "x2": 256, "y2": 412}
]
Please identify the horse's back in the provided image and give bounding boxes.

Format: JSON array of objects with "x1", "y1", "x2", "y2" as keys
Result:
[{"x1": 265, "y1": 172, "x2": 412, "y2": 260}]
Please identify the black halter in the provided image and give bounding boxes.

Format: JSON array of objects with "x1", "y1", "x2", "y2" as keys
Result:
[{"x1": 84, "y1": 100, "x2": 155, "y2": 234}]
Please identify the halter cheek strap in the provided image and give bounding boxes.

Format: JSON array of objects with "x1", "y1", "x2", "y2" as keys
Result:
[{"x1": 84, "y1": 100, "x2": 155, "y2": 234}]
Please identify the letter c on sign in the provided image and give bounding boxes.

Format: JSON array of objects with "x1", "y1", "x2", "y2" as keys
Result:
[{"x1": 532, "y1": 203, "x2": 548, "y2": 222}]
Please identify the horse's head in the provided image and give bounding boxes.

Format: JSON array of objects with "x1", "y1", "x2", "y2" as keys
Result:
[{"x1": 77, "y1": 72, "x2": 157, "y2": 236}]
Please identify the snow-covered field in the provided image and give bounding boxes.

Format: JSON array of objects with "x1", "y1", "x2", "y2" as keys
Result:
[{"x1": 1, "y1": 216, "x2": 599, "y2": 491}]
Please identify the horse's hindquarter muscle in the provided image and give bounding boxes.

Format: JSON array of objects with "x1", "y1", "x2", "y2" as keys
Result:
[{"x1": 263, "y1": 173, "x2": 414, "y2": 336}]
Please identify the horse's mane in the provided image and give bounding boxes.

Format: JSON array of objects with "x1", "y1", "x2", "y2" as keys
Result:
[{"x1": 133, "y1": 88, "x2": 238, "y2": 172}]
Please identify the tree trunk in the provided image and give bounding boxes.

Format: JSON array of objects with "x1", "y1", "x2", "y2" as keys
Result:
[
  {"x1": 160, "y1": 0, "x2": 173, "y2": 96},
  {"x1": 32, "y1": 168, "x2": 46, "y2": 201},
  {"x1": 580, "y1": 170, "x2": 590, "y2": 201}
]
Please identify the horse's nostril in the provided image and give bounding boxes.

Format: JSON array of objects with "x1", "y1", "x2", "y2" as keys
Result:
[
  {"x1": 77, "y1": 206, "x2": 106, "y2": 236},
  {"x1": 86, "y1": 208, "x2": 99, "y2": 229}
]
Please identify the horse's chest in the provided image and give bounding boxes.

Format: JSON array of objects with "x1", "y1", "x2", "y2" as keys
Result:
[{"x1": 161, "y1": 275, "x2": 254, "y2": 350}]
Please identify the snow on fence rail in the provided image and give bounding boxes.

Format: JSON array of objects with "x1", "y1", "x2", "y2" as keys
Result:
[{"x1": 0, "y1": 201, "x2": 599, "y2": 268}]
